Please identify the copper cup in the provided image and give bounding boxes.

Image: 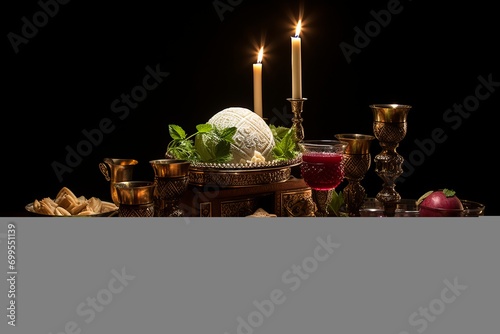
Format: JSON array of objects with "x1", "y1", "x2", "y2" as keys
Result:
[
  {"x1": 114, "y1": 181, "x2": 156, "y2": 217},
  {"x1": 99, "y1": 158, "x2": 139, "y2": 206},
  {"x1": 150, "y1": 159, "x2": 191, "y2": 217}
]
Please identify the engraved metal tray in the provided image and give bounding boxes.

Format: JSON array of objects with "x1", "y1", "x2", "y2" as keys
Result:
[{"x1": 188, "y1": 156, "x2": 302, "y2": 188}]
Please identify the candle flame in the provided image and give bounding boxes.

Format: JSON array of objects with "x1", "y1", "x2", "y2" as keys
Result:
[
  {"x1": 257, "y1": 47, "x2": 263, "y2": 63},
  {"x1": 295, "y1": 20, "x2": 302, "y2": 37}
]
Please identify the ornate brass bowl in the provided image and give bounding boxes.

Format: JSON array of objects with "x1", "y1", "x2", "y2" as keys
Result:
[{"x1": 187, "y1": 156, "x2": 302, "y2": 188}]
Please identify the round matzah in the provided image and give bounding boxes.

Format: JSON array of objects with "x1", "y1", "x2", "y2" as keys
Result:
[{"x1": 207, "y1": 107, "x2": 275, "y2": 163}]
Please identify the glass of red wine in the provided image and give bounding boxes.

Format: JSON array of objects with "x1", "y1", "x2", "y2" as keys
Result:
[{"x1": 300, "y1": 140, "x2": 347, "y2": 217}]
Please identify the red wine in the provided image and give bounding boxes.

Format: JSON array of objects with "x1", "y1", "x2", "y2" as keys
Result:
[{"x1": 301, "y1": 152, "x2": 344, "y2": 190}]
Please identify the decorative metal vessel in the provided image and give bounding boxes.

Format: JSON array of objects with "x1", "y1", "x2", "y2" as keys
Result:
[
  {"x1": 370, "y1": 104, "x2": 411, "y2": 216},
  {"x1": 114, "y1": 181, "x2": 156, "y2": 217},
  {"x1": 335, "y1": 133, "x2": 375, "y2": 216},
  {"x1": 99, "y1": 158, "x2": 139, "y2": 206},
  {"x1": 150, "y1": 159, "x2": 190, "y2": 217},
  {"x1": 187, "y1": 157, "x2": 302, "y2": 188}
]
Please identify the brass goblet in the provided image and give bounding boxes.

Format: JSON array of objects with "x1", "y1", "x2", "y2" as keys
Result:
[
  {"x1": 369, "y1": 104, "x2": 412, "y2": 217},
  {"x1": 335, "y1": 134, "x2": 375, "y2": 217},
  {"x1": 150, "y1": 159, "x2": 190, "y2": 217}
]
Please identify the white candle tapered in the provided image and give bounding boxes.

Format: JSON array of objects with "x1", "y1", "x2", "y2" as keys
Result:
[
  {"x1": 253, "y1": 47, "x2": 264, "y2": 117},
  {"x1": 291, "y1": 20, "x2": 302, "y2": 99}
]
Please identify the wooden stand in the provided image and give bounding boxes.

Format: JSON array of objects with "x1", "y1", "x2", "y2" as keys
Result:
[{"x1": 179, "y1": 177, "x2": 311, "y2": 217}]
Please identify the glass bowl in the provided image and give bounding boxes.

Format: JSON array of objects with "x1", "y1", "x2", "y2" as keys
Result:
[
  {"x1": 460, "y1": 200, "x2": 486, "y2": 217},
  {"x1": 359, "y1": 198, "x2": 485, "y2": 217},
  {"x1": 359, "y1": 198, "x2": 419, "y2": 217}
]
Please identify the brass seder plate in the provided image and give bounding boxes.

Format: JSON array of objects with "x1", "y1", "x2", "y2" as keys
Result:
[{"x1": 188, "y1": 156, "x2": 302, "y2": 188}]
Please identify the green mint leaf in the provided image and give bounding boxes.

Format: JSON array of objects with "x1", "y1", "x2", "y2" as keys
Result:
[
  {"x1": 272, "y1": 146, "x2": 284, "y2": 157},
  {"x1": 196, "y1": 123, "x2": 213, "y2": 133},
  {"x1": 193, "y1": 130, "x2": 234, "y2": 163},
  {"x1": 168, "y1": 124, "x2": 186, "y2": 140},
  {"x1": 219, "y1": 126, "x2": 237, "y2": 142},
  {"x1": 281, "y1": 131, "x2": 296, "y2": 157},
  {"x1": 328, "y1": 190, "x2": 344, "y2": 217},
  {"x1": 272, "y1": 127, "x2": 299, "y2": 161},
  {"x1": 272, "y1": 125, "x2": 291, "y2": 141},
  {"x1": 168, "y1": 139, "x2": 198, "y2": 160},
  {"x1": 214, "y1": 141, "x2": 232, "y2": 162},
  {"x1": 194, "y1": 132, "x2": 215, "y2": 161},
  {"x1": 167, "y1": 124, "x2": 201, "y2": 161},
  {"x1": 166, "y1": 123, "x2": 236, "y2": 163}
]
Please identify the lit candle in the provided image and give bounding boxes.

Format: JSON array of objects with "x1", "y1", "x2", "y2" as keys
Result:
[
  {"x1": 291, "y1": 20, "x2": 302, "y2": 99},
  {"x1": 253, "y1": 47, "x2": 264, "y2": 117}
]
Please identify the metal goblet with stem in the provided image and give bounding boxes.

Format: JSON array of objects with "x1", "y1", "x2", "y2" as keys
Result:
[
  {"x1": 335, "y1": 133, "x2": 375, "y2": 217},
  {"x1": 300, "y1": 140, "x2": 347, "y2": 217},
  {"x1": 369, "y1": 104, "x2": 411, "y2": 217},
  {"x1": 150, "y1": 159, "x2": 191, "y2": 217}
]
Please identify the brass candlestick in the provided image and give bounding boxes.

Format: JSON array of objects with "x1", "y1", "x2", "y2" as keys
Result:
[
  {"x1": 287, "y1": 98, "x2": 307, "y2": 142},
  {"x1": 369, "y1": 104, "x2": 412, "y2": 217},
  {"x1": 335, "y1": 133, "x2": 375, "y2": 217}
]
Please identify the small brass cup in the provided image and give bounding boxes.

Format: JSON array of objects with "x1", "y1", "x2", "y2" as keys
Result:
[
  {"x1": 114, "y1": 181, "x2": 156, "y2": 217},
  {"x1": 99, "y1": 158, "x2": 139, "y2": 206},
  {"x1": 150, "y1": 159, "x2": 191, "y2": 217}
]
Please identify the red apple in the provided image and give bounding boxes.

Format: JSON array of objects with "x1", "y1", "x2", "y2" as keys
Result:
[{"x1": 417, "y1": 189, "x2": 464, "y2": 217}]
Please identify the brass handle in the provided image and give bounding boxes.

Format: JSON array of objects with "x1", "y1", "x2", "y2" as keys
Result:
[{"x1": 99, "y1": 163, "x2": 111, "y2": 181}]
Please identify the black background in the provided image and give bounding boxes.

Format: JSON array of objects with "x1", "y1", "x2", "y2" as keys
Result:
[{"x1": 3, "y1": 0, "x2": 498, "y2": 216}]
